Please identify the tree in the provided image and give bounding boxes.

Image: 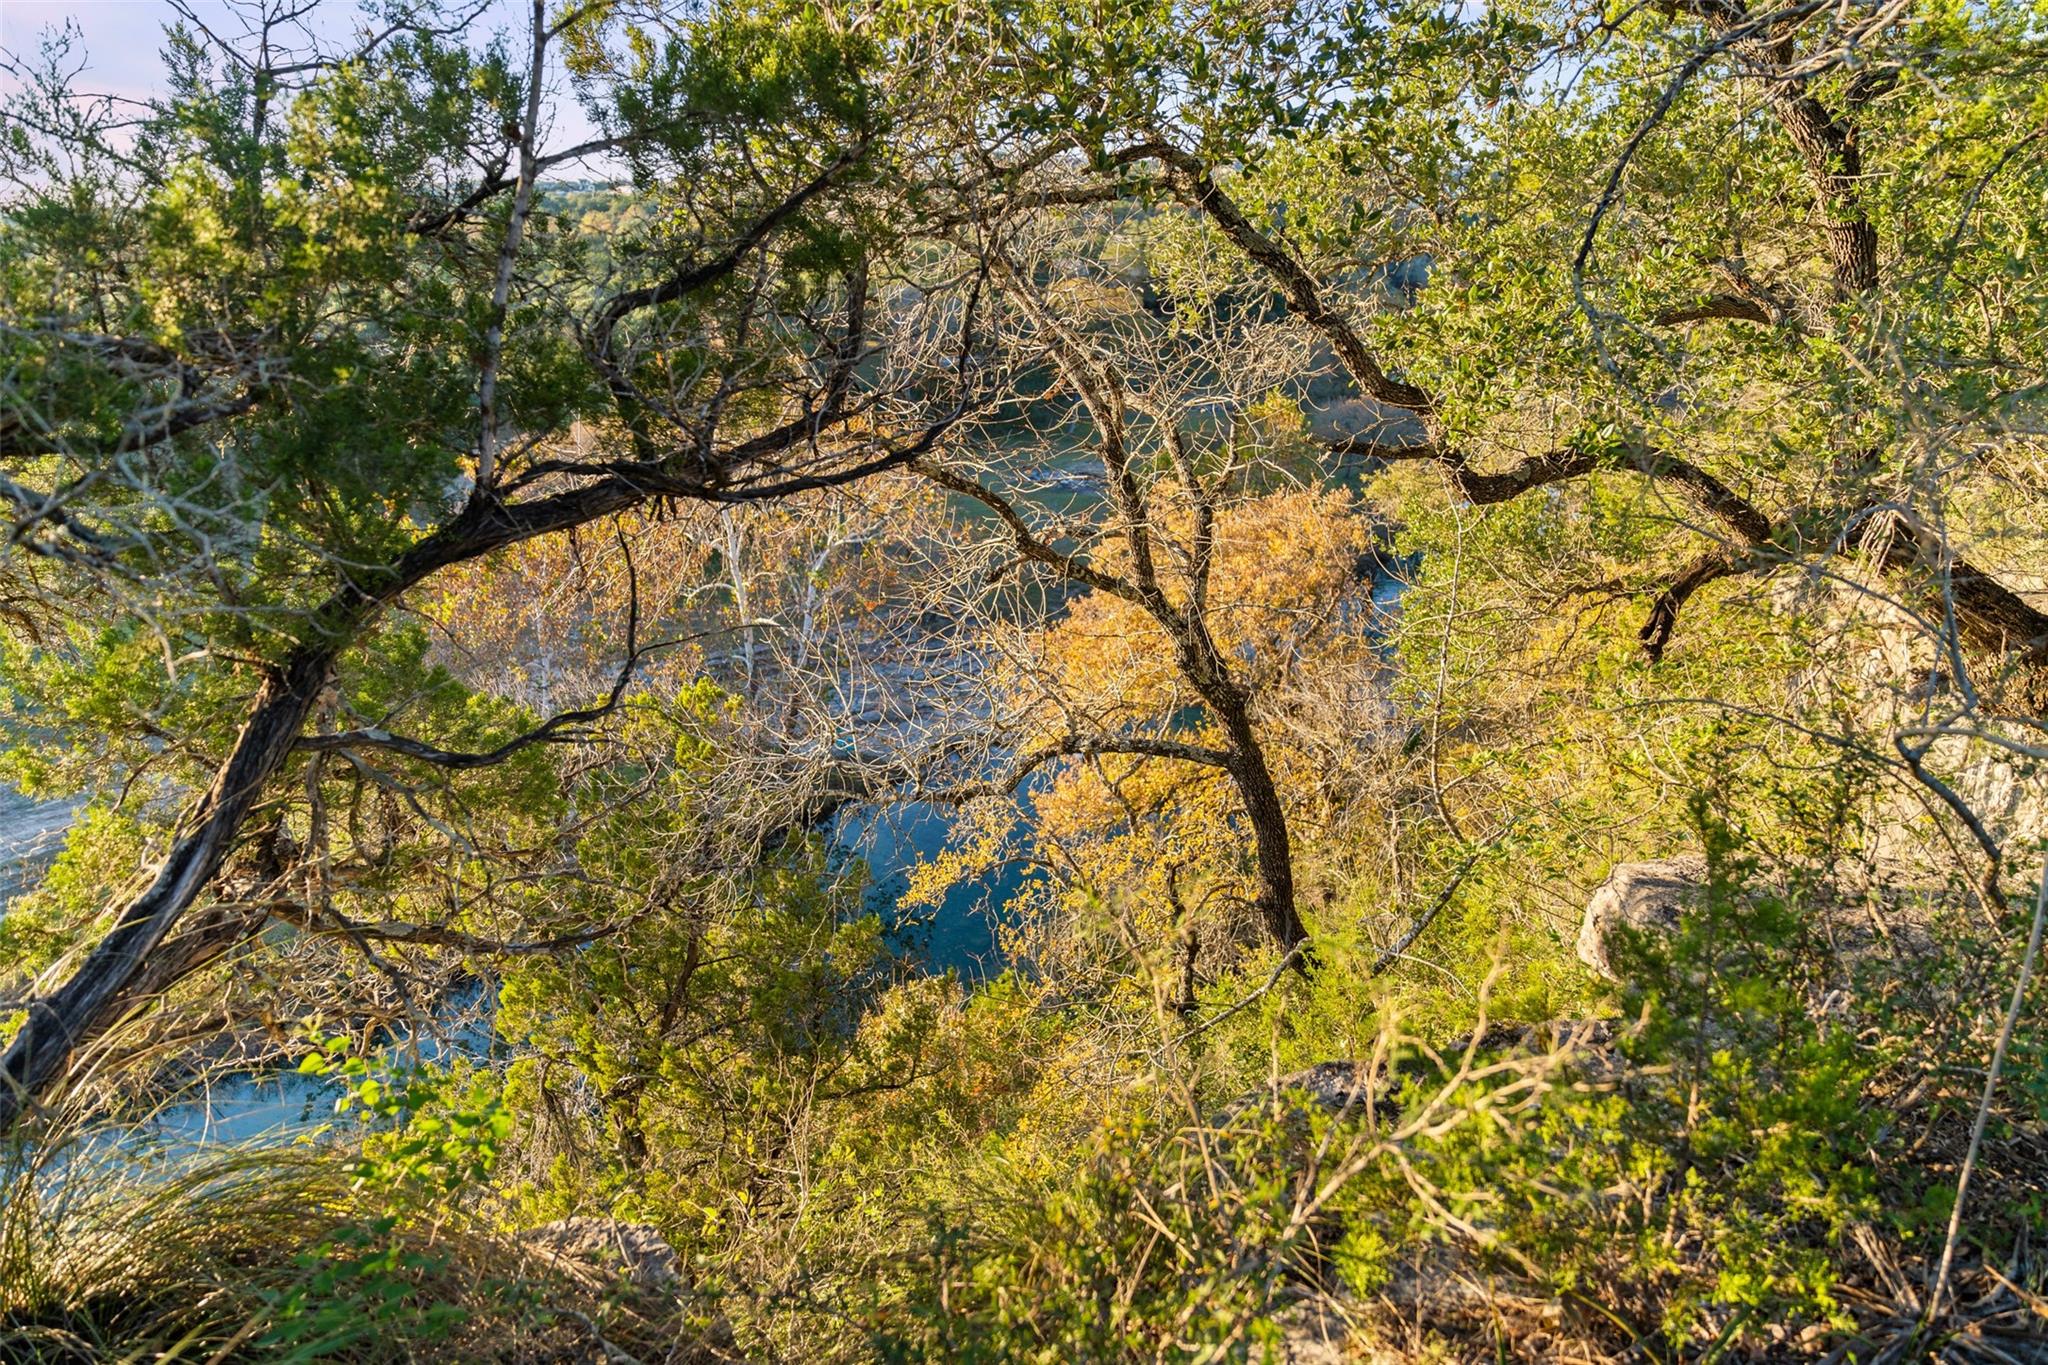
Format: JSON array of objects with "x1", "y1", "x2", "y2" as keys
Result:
[
  {"x1": 905, "y1": 251, "x2": 1376, "y2": 961},
  {"x1": 0, "y1": 0, "x2": 983, "y2": 1128},
  {"x1": 2, "y1": 0, "x2": 2046, "y2": 1353},
  {"x1": 912, "y1": 0, "x2": 2048, "y2": 930}
]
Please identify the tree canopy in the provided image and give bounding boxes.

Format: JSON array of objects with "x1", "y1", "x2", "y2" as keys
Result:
[{"x1": 1, "y1": 0, "x2": 2046, "y2": 1356}]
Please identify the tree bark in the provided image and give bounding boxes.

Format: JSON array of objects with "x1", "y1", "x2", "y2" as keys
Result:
[
  {"x1": 1213, "y1": 697, "x2": 1310, "y2": 953},
  {"x1": 1763, "y1": 87, "x2": 1880, "y2": 298},
  {"x1": 0, "y1": 651, "x2": 332, "y2": 1126}
]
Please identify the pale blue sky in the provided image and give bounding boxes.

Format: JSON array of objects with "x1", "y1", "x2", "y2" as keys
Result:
[
  {"x1": 1, "y1": 1, "x2": 609, "y2": 166},
  {"x1": 3, "y1": 3, "x2": 184, "y2": 102}
]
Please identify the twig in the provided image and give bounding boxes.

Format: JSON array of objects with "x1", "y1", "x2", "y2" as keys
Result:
[
  {"x1": 1368, "y1": 831, "x2": 1506, "y2": 978},
  {"x1": 1168, "y1": 939, "x2": 1310, "y2": 1048},
  {"x1": 1927, "y1": 855, "x2": 2048, "y2": 1322}
]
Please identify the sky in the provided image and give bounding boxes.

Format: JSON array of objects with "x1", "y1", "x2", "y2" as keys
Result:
[
  {"x1": 0, "y1": 0, "x2": 608, "y2": 167},
  {"x1": 2, "y1": 2, "x2": 185, "y2": 103}
]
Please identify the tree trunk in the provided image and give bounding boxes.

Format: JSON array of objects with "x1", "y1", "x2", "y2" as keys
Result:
[
  {"x1": 0, "y1": 649, "x2": 335, "y2": 1128},
  {"x1": 1214, "y1": 701, "x2": 1310, "y2": 954},
  {"x1": 0, "y1": 485, "x2": 649, "y2": 1132},
  {"x1": 1764, "y1": 89, "x2": 1879, "y2": 298}
]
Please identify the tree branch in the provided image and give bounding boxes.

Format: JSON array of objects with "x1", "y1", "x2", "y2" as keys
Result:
[
  {"x1": 1133, "y1": 141, "x2": 1436, "y2": 420},
  {"x1": 1638, "y1": 549, "x2": 1742, "y2": 662}
]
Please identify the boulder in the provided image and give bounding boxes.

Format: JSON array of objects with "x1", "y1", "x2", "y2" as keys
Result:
[
  {"x1": 1258, "y1": 1061, "x2": 1385, "y2": 1117},
  {"x1": 1576, "y1": 855, "x2": 1708, "y2": 980},
  {"x1": 521, "y1": 1217, "x2": 681, "y2": 1290}
]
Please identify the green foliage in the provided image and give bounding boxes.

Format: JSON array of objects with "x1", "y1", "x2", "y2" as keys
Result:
[
  {"x1": 880, "y1": 1111, "x2": 1324, "y2": 1363},
  {"x1": 496, "y1": 833, "x2": 917, "y2": 1224},
  {"x1": 261, "y1": 1042, "x2": 515, "y2": 1359},
  {"x1": 3, "y1": 0, "x2": 2046, "y2": 1357},
  {"x1": 1319, "y1": 797, "x2": 1892, "y2": 1349},
  {"x1": 256, "y1": 1217, "x2": 475, "y2": 1362},
  {"x1": 299, "y1": 1035, "x2": 513, "y2": 1200}
]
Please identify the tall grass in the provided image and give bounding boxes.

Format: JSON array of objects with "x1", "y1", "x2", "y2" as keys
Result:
[
  {"x1": 0, "y1": 1124, "x2": 688, "y2": 1362},
  {"x1": 2, "y1": 1134, "x2": 357, "y2": 1360}
]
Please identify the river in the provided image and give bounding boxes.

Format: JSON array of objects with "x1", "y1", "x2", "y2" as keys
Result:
[
  {"x1": 1, "y1": 432, "x2": 1412, "y2": 1145},
  {"x1": 0, "y1": 780, "x2": 1028, "y2": 1146}
]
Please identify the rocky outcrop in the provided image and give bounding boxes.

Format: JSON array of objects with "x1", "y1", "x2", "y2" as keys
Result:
[
  {"x1": 1575, "y1": 855, "x2": 1708, "y2": 980},
  {"x1": 521, "y1": 1217, "x2": 681, "y2": 1290},
  {"x1": 1241, "y1": 1061, "x2": 1387, "y2": 1119}
]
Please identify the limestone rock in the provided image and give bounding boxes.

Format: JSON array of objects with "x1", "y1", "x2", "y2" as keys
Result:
[
  {"x1": 1276, "y1": 1300, "x2": 1354, "y2": 1362},
  {"x1": 522, "y1": 1217, "x2": 681, "y2": 1290},
  {"x1": 1576, "y1": 855, "x2": 1708, "y2": 980}
]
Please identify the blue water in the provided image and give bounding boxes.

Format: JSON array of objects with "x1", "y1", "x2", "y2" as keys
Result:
[
  {"x1": 833, "y1": 795, "x2": 1036, "y2": 978},
  {"x1": 133, "y1": 797, "x2": 1026, "y2": 1145},
  {"x1": 144, "y1": 985, "x2": 498, "y2": 1147},
  {"x1": 147, "y1": 1070, "x2": 336, "y2": 1146},
  {"x1": 35, "y1": 545, "x2": 1407, "y2": 1146}
]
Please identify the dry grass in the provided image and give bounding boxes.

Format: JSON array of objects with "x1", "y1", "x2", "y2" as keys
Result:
[{"x1": 0, "y1": 1131, "x2": 711, "y2": 1363}]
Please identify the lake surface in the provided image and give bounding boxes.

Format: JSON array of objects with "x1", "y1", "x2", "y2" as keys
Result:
[{"x1": 834, "y1": 790, "x2": 1039, "y2": 978}]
